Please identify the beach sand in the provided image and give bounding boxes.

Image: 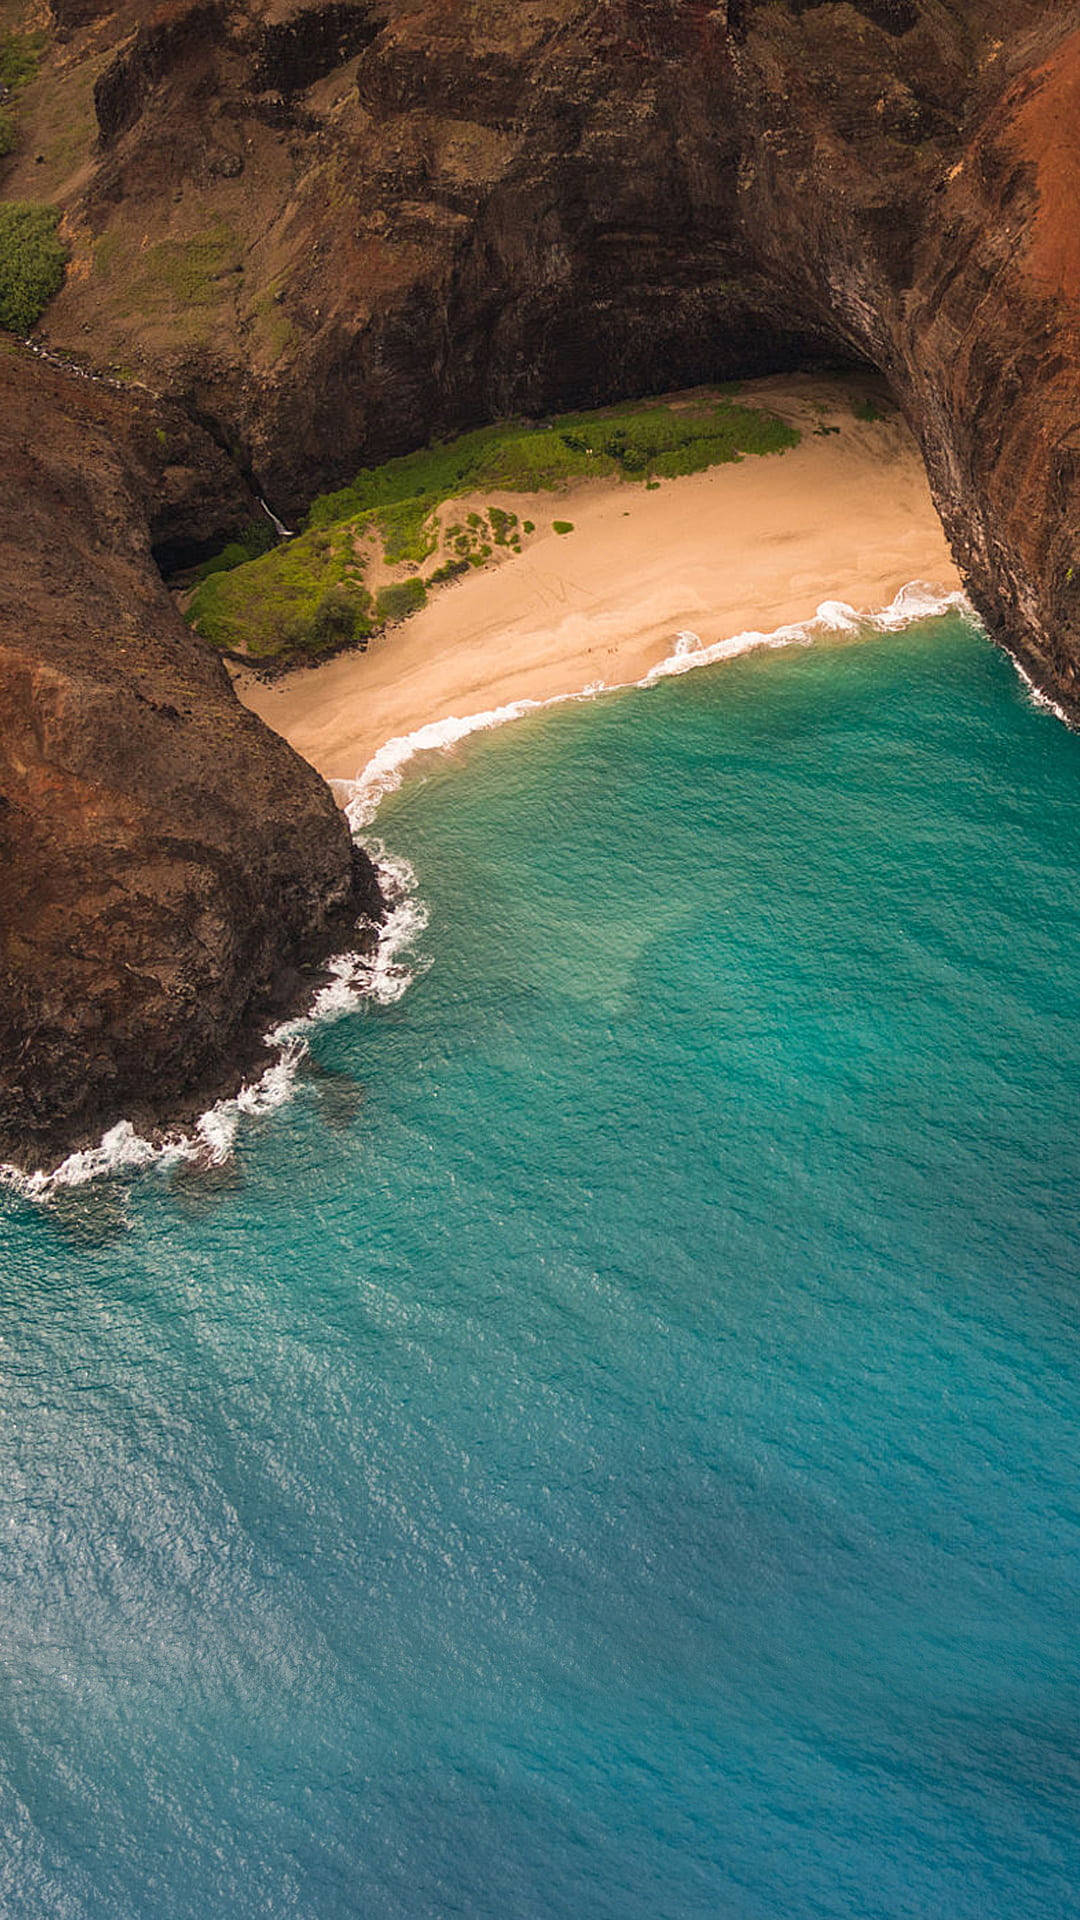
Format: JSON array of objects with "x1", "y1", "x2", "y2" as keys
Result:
[{"x1": 237, "y1": 377, "x2": 961, "y2": 787}]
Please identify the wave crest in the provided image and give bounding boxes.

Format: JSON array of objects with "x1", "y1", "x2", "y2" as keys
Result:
[
  {"x1": 2, "y1": 579, "x2": 978, "y2": 1200},
  {"x1": 339, "y1": 581, "x2": 974, "y2": 825},
  {"x1": 0, "y1": 851, "x2": 426, "y2": 1201}
]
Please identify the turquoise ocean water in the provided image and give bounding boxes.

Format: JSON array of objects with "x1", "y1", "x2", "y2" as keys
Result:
[{"x1": 2, "y1": 612, "x2": 1079, "y2": 1917}]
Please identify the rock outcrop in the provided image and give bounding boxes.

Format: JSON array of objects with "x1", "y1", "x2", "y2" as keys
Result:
[
  {"x1": 18, "y1": 0, "x2": 1078, "y2": 700},
  {"x1": 2, "y1": 0, "x2": 1080, "y2": 1161},
  {"x1": 0, "y1": 350, "x2": 381, "y2": 1169}
]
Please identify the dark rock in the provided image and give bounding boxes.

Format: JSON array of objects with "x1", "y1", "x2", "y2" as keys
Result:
[
  {"x1": 8, "y1": 0, "x2": 1080, "y2": 1165},
  {"x1": 250, "y1": 1, "x2": 385, "y2": 97},
  {"x1": 0, "y1": 350, "x2": 381, "y2": 1173}
]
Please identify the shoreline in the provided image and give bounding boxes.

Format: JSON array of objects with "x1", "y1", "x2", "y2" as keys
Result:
[
  {"x1": 1, "y1": 377, "x2": 965, "y2": 1196},
  {"x1": 237, "y1": 375, "x2": 962, "y2": 790}
]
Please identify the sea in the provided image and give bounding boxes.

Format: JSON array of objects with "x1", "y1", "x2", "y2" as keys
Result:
[{"x1": 1, "y1": 602, "x2": 1078, "y2": 1918}]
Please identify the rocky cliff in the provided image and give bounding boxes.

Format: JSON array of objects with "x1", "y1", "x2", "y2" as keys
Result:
[
  {"x1": 2, "y1": 0, "x2": 1080, "y2": 1164},
  {"x1": 0, "y1": 347, "x2": 382, "y2": 1168}
]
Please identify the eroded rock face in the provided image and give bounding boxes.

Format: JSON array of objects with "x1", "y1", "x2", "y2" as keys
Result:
[
  {"x1": 27, "y1": 0, "x2": 1080, "y2": 708},
  {"x1": 0, "y1": 352, "x2": 381, "y2": 1170},
  {"x1": 4, "y1": 0, "x2": 1080, "y2": 1160}
]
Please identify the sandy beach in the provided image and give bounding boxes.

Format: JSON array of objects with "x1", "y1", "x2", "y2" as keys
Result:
[{"x1": 238, "y1": 377, "x2": 961, "y2": 787}]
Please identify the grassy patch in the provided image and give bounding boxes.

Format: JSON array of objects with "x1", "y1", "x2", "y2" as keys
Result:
[
  {"x1": 552, "y1": 520, "x2": 574, "y2": 535},
  {"x1": 376, "y1": 498, "x2": 438, "y2": 566},
  {"x1": 251, "y1": 287, "x2": 297, "y2": 367},
  {"x1": 0, "y1": 29, "x2": 43, "y2": 93},
  {"x1": 306, "y1": 396, "x2": 796, "y2": 536},
  {"x1": 0, "y1": 202, "x2": 66, "y2": 333},
  {"x1": 0, "y1": 108, "x2": 16, "y2": 157},
  {"x1": 186, "y1": 527, "x2": 372, "y2": 659},
  {"x1": 128, "y1": 220, "x2": 242, "y2": 319},
  {"x1": 375, "y1": 577, "x2": 428, "y2": 624},
  {"x1": 853, "y1": 396, "x2": 886, "y2": 424}
]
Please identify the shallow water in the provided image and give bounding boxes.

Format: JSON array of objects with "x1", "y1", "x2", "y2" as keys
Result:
[{"x1": 2, "y1": 616, "x2": 1079, "y2": 1918}]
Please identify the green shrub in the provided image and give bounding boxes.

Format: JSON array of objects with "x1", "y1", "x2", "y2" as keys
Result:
[
  {"x1": 489, "y1": 506, "x2": 518, "y2": 545},
  {"x1": 376, "y1": 577, "x2": 428, "y2": 625},
  {"x1": 0, "y1": 203, "x2": 67, "y2": 333},
  {"x1": 310, "y1": 584, "x2": 371, "y2": 650},
  {"x1": 523, "y1": 520, "x2": 535, "y2": 534},
  {"x1": 0, "y1": 111, "x2": 17, "y2": 159},
  {"x1": 553, "y1": 520, "x2": 574, "y2": 535},
  {"x1": 428, "y1": 557, "x2": 470, "y2": 586},
  {"x1": 0, "y1": 31, "x2": 44, "y2": 93},
  {"x1": 854, "y1": 397, "x2": 886, "y2": 424}
]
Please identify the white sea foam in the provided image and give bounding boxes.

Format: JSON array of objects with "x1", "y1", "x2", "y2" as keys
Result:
[
  {"x1": 0, "y1": 851, "x2": 426, "y2": 1201},
  {"x1": 1007, "y1": 650, "x2": 1073, "y2": 726},
  {"x1": 338, "y1": 581, "x2": 975, "y2": 825},
  {"x1": 0, "y1": 579, "x2": 978, "y2": 1201}
]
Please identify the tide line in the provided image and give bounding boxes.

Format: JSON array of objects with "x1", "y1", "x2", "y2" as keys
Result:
[
  {"x1": 0, "y1": 579, "x2": 975, "y2": 1200},
  {"x1": 0, "y1": 850, "x2": 427, "y2": 1201},
  {"x1": 338, "y1": 580, "x2": 975, "y2": 829}
]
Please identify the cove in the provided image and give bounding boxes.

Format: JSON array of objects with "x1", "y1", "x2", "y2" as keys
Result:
[{"x1": 1, "y1": 614, "x2": 1079, "y2": 1918}]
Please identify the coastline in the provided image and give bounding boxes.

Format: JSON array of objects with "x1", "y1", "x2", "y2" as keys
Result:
[
  {"x1": 3, "y1": 377, "x2": 964, "y2": 1197},
  {"x1": 237, "y1": 376, "x2": 962, "y2": 789}
]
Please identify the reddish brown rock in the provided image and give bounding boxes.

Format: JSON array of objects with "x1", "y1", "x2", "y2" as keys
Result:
[
  {"x1": 0, "y1": 350, "x2": 380, "y2": 1170},
  {"x1": 4, "y1": 0, "x2": 1080, "y2": 1161}
]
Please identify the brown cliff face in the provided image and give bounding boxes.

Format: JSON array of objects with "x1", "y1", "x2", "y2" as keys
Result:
[
  {"x1": 0, "y1": 350, "x2": 382, "y2": 1169},
  {"x1": 16, "y1": 0, "x2": 1080, "y2": 697},
  {"x1": 2, "y1": 0, "x2": 1080, "y2": 1162}
]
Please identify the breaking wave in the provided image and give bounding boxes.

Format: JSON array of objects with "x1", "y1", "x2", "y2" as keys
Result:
[
  {"x1": 1007, "y1": 650, "x2": 1074, "y2": 726},
  {"x1": 2, "y1": 579, "x2": 983, "y2": 1200},
  {"x1": 338, "y1": 581, "x2": 975, "y2": 826},
  {"x1": 0, "y1": 849, "x2": 427, "y2": 1201}
]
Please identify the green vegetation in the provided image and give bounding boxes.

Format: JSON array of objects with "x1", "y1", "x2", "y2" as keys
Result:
[
  {"x1": 375, "y1": 578, "x2": 428, "y2": 624},
  {"x1": 185, "y1": 527, "x2": 373, "y2": 659},
  {"x1": 0, "y1": 202, "x2": 66, "y2": 333},
  {"x1": 0, "y1": 29, "x2": 44, "y2": 93},
  {"x1": 187, "y1": 394, "x2": 800, "y2": 664},
  {"x1": 489, "y1": 506, "x2": 519, "y2": 546},
  {"x1": 251, "y1": 287, "x2": 298, "y2": 367},
  {"x1": 125, "y1": 220, "x2": 242, "y2": 326},
  {"x1": 310, "y1": 584, "x2": 372, "y2": 651},
  {"x1": 854, "y1": 396, "x2": 886, "y2": 424},
  {"x1": 0, "y1": 109, "x2": 16, "y2": 158},
  {"x1": 307, "y1": 395, "x2": 797, "y2": 536},
  {"x1": 377, "y1": 499, "x2": 438, "y2": 566},
  {"x1": 428, "y1": 556, "x2": 471, "y2": 586}
]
